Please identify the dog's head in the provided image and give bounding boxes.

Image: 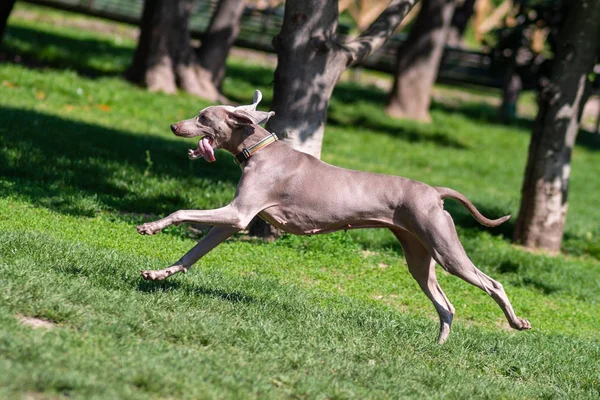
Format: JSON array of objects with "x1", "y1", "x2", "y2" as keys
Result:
[{"x1": 170, "y1": 90, "x2": 274, "y2": 162}]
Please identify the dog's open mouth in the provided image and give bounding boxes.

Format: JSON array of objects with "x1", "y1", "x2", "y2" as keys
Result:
[{"x1": 188, "y1": 136, "x2": 216, "y2": 162}]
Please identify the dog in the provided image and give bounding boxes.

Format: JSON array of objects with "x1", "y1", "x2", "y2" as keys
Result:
[{"x1": 136, "y1": 90, "x2": 531, "y2": 343}]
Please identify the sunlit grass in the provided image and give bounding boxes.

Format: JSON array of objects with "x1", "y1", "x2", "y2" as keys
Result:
[{"x1": 1, "y1": 4, "x2": 600, "y2": 399}]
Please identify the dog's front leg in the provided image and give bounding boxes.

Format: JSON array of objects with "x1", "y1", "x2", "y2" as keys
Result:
[
  {"x1": 141, "y1": 226, "x2": 240, "y2": 281},
  {"x1": 136, "y1": 205, "x2": 251, "y2": 235}
]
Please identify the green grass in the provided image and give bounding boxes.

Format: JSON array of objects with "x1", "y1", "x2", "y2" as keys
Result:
[{"x1": 1, "y1": 3, "x2": 600, "y2": 399}]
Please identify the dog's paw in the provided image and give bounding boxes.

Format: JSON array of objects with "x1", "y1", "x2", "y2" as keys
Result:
[
  {"x1": 136, "y1": 222, "x2": 162, "y2": 235},
  {"x1": 511, "y1": 317, "x2": 532, "y2": 331},
  {"x1": 141, "y1": 269, "x2": 169, "y2": 281}
]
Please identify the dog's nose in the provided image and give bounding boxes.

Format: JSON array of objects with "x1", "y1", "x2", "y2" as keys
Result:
[{"x1": 170, "y1": 124, "x2": 179, "y2": 133}]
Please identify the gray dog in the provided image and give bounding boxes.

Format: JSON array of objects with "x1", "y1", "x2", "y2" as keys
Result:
[{"x1": 137, "y1": 90, "x2": 531, "y2": 343}]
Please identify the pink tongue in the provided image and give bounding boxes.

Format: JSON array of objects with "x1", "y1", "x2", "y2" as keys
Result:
[{"x1": 199, "y1": 137, "x2": 215, "y2": 162}]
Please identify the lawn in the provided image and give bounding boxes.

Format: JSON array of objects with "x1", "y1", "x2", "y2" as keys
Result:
[{"x1": 1, "y1": 3, "x2": 599, "y2": 399}]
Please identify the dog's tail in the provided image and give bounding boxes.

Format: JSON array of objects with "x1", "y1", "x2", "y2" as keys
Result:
[{"x1": 435, "y1": 187, "x2": 511, "y2": 227}]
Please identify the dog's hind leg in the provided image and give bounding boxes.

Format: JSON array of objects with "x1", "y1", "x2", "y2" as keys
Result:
[
  {"x1": 392, "y1": 229, "x2": 455, "y2": 344},
  {"x1": 413, "y1": 208, "x2": 531, "y2": 331}
]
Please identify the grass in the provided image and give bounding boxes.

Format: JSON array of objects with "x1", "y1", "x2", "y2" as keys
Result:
[{"x1": 1, "y1": 3, "x2": 600, "y2": 399}]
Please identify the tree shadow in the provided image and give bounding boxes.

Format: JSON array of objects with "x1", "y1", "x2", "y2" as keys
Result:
[
  {"x1": 431, "y1": 99, "x2": 600, "y2": 151},
  {"x1": 1, "y1": 25, "x2": 132, "y2": 77},
  {"x1": 0, "y1": 106, "x2": 240, "y2": 219},
  {"x1": 332, "y1": 81, "x2": 388, "y2": 106},
  {"x1": 431, "y1": 101, "x2": 534, "y2": 131},
  {"x1": 329, "y1": 84, "x2": 469, "y2": 150},
  {"x1": 331, "y1": 79, "x2": 600, "y2": 151},
  {"x1": 515, "y1": 277, "x2": 560, "y2": 295}
]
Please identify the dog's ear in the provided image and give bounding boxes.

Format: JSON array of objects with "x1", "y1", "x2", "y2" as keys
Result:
[
  {"x1": 235, "y1": 90, "x2": 263, "y2": 113},
  {"x1": 228, "y1": 109, "x2": 275, "y2": 126}
]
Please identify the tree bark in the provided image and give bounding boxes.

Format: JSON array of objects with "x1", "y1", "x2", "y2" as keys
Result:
[
  {"x1": 446, "y1": 0, "x2": 475, "y2": 48},
  {"x1": 250, "y1": 0, "x2": 416, "y2": 239},
  {"x1": 197, "y1": 0, "x2": 246, "y2": 89},
  {"x1": 513, "y1": 0, "x2": 600, "y2": 252},
  {"x1": 126, "y1": 0, "x2": 244, "y2": 102},
  {"x1": 0, "y1": 0, "x2": 17, "y2": 43},
  {"x1": 498, "y1": 62, "x2": 522, "y2": 123},
  {"x1": 385, "y1": 0, "x2": 456, "y2": 122},
  {"x1": 268, "y1": 0, "x2": 417, "y2": 158}
]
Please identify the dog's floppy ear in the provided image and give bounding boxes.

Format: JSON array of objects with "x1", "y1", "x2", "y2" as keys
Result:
[
  {"x1": 235, "y1": 90, "x2": 263, "y2": 113},
  {"x1": 228, "y1": 89, "x2": 275, "y2": 126},
  {"x1": 228, "y1": 109, "x2": 275, "y2": 126}
]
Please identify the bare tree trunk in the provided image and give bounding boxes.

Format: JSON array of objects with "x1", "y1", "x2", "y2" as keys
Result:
[
  {"x1": 268, "y1": 0, "x2": 417, "y2": 158},
  {"x1": 267, "y1": 1, "x2": 344, "y2": 158},
  {"x1": 126, "y1": 0, "x2": 244, "y2": 102},
  {"x1": 197, "y1": 0, "x2": 246, "y2": 89},
  {"x1": 386, "y1": 0, "x2": 456, "y2": 122},
  {"x1": 446, "y1": 0, "x2": 475, "y2": 47},
  {"x1": 0, "y1": 0, "x2": 17, "y2": 43},
  {"x1": 498, "y1": 63, "x2": 522, "y2": 123},
  {"x1": 513, "y1": 0, "x2": 600, "y2": 252},
  {"x1": 250, "y1": 0, "x2": 416, "y2": 238}
]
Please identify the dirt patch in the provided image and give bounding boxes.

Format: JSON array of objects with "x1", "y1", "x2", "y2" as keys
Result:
[
  {"x1": 18, "y1": 315, "x2": 57, "y2": 329},
  {"x1": 361, "y1": 250, "x2": 378, "y2": 258}
]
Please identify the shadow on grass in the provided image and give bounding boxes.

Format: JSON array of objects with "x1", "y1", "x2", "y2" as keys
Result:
[
  {"x1": 137, "y1": 279, "x2": 256, "y2": 303},
  {"x1": 0, "y1": 106, "x2": 240, "y2": 217},
  {"x1": 1, "y1": 25, "x2": 132, "y2": 77},
  {"x1": 519, "y1": 277, "x2": 560, "y2": 295},
  {"x1": 330, "y1": 85, "x2": 469, "y2": 150},
  {"x1": 331, "y1": 81, "x2": 600, "y2": 151},
  {"x1": 432, "y1": 101, "x2": 533, "y2": 131}
]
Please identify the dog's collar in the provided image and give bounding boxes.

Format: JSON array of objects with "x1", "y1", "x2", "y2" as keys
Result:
[{"x1": 234, "y1": 132, "x2": 278, "y2": 165}]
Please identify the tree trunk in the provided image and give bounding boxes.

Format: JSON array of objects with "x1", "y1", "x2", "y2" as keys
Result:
[
  {"x1": 498, "y1": 63, "x2": 522, "y2": 123},
  {"x1": 513, "y1": 0, "x2": 600, "y2": 252},
  {"x1": 250, "y1": 0, "x2": 416, "y2": 239},
  {"x1": 268, "y1": 0, "x2": 417, "y2": 158},
  {"x1": 0, "y1": 0, "x2": 17, "y2": 43},
  {"x1": 197, "y1": 0, "x2": 246, "y2": 89},
  {"x1": 126, "y1": 0, "x2": 243, "y2": 102},
  {"x1": 385, "y1": 0, "x2": 456, "y2": 122},
  {"x1": 267, "y1": 0, "x2": 346, "y2": 159},
  {"x1": 446, "y1": 0, "x2": 475, "y2": 48}
]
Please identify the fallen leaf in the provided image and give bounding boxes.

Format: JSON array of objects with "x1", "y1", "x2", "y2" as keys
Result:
[
  {"x1": 2, "y1": 81, "x2": 14, "y2": 88},
  {"x1": 97, "y1": 104, "x2": 111, "y2": 112},
  {"x1": 36, "y1": 91, "x2": 46, "y2": 100}
]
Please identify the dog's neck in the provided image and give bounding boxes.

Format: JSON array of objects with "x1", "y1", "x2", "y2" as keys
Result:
[{"x1": 223, "y1": 125, "x2": 274, "y2": 155}]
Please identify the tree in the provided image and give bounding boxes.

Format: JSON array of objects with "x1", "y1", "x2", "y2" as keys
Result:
[
  {"x1": 267, "y1": 0, "x2": 418, "y2": 159},
  {"x1": 0, "y1": 0, "x2": 17, "y2": 44},
  {"x1": 196, "y1": 0, "x2": 247, "y2": 90},
  {"x1": 385, "y1": 0, "x2": 456, "y2": 122},
  {"x1": 446, "y1": 0, "x2": 475, "y2": 47},
  {"x1": 248, "y1": 0, "x2": 416, "y2": 237},
  {"x1": 126, "y1": 0, "x2": 245, "y2": 102},
  {"x1": 513, "y1": 0, "x2": 600, "y2": 252}
]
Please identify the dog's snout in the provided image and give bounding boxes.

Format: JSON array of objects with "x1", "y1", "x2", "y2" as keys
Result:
[{"x1": 170, "y1": 124, "x2": 179, "y2": 133}]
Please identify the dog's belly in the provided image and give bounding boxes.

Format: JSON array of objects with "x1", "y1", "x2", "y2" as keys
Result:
[{"x1": 258, "y1": 205, "x2": 398, "y2": 235}]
